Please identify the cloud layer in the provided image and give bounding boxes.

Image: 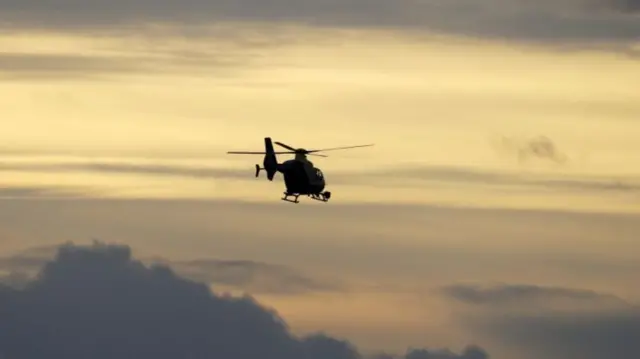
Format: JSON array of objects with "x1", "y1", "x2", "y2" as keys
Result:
[{"x1": 1, "y1": 0, "x2": 638, "y2": 45}]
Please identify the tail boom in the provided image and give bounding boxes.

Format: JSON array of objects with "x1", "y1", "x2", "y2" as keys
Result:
[{"x1": 262, "y1": 137, "x2": 278, "y2": 180}]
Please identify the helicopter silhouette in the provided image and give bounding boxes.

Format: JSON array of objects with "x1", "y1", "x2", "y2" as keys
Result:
[{"x1": 227, "y1": 137, "x2": 374, "y2": 203}]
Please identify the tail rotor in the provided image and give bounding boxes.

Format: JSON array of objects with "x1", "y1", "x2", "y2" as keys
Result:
[{"x1": 227, "y1": 137, "x2": 280, "y2": 181}]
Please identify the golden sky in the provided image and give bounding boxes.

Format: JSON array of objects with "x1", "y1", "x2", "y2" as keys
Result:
[
  {"x1": 1, "y1": 25, "x2": 639, "y2": 213},
  {"x1": 1, "y1": 3, "x2": 640, "y2": 358}
]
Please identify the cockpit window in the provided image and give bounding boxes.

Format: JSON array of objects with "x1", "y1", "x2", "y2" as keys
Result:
[{"x1": 315, "y1": 169, "x2": 323, "y2": 179}]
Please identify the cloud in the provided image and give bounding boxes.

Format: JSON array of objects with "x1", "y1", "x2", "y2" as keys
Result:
[
  {"x1": 0, "y1": 244, "x2": 59, "y2": 272},
  {"x1": 0, "y1": 244, "x2": 64, "y2": 288},
  {"x1": 613, "y1": 0, "x2": 640, "y2": 12},
  {"x1": 0, "y1": 241, "x2": 489, "y2": 359},
  {"x1": 154, "y1": 258, "x2": 344, "y2": 295},
  {"x1": 0, "y1": 185, "x2": 91, "y2": 199},
  {"x1": 371, "y1": 346, "x2": 489, "y2": 359},
  {"x1": 442, "y1": 283, "x2": 640, "y2": 359},
  {"x1": 484, "y1": 307, "x2": 640, "y2": 359},
  {"x1": 0, "y1": 161, "x2": 250, "y2": 181},
  {"x1": 0, "y1": 0, "x2": 639, "y2": 47},
  {"x1": 495, "y1": 136, "x2": 569, "y2": 165},
  {"x1": 0, "y1": 243, "x2": 341, "y2": 295},
  {"x1": 0, "y1": 241, "x2": 324, "y2": 359}
]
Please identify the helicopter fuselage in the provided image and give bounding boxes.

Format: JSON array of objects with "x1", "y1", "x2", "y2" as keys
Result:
[{"x1": 277, "y1": 159, "x2": 326, "y2": 195}]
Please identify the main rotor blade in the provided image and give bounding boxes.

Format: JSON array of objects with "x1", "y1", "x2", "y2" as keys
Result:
[
  {"x1": 274, "y1": 141, "x2": 297, "y2": 152},
  {"x1": 306, "y1": 144, "x2": 374, "y2": 153},
  {"x1": 309, "y1": 153, "x2": 328, "y2": 157},
  {"x1": 227, "y1": 151, "x2": 293, "y2": 155}
]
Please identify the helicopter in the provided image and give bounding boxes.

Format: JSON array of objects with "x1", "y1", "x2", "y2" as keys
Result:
[{"x1": 227, "y1": 137, "x2": 374, "y2": 203}]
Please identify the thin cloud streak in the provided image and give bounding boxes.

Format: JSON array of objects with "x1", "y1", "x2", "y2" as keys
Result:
[
  {"x1": 0, "y1": 161, "x2": 250, "y2": 181},
  {"x1": 0, "y1": 49, "x2": 261, "y2": 79},
  {"x1": 2, "y1": 159, "x2": 640, "y2": 195},
  {"x1": 441, "y1": 283, "x2": 630, "y2": 307},
  {"x1": 361, "y1": 166, "x2": 640, "y2": 193}
]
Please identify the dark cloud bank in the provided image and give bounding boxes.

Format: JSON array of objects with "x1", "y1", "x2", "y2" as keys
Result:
[{"x1": 0, "y1": 242, "x2": 487, "y2": 359}]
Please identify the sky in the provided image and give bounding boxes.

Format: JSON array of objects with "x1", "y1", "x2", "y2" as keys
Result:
[{"x1": 0, "y1": 1, "x2": 639, "y2": 359}]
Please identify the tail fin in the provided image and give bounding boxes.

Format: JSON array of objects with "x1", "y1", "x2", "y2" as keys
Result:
[{"x1": 262, "y1": 137, "x2": 278, "y2": 181}]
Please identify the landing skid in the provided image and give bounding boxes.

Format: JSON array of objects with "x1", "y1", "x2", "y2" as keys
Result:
[
  {"x1": 281, "y1": 191, "x2": 331, "y2": 204},
  {"x1": 309, "y1": 192, "x2": 330, "y2": 202},
  {"x1": 282, "y1": 192, "x2": 300, "y2": 203}
]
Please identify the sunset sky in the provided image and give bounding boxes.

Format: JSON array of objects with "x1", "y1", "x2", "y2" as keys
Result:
[{"x1": 1, "y1": 1, "x2": 639, "y2": 359}]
